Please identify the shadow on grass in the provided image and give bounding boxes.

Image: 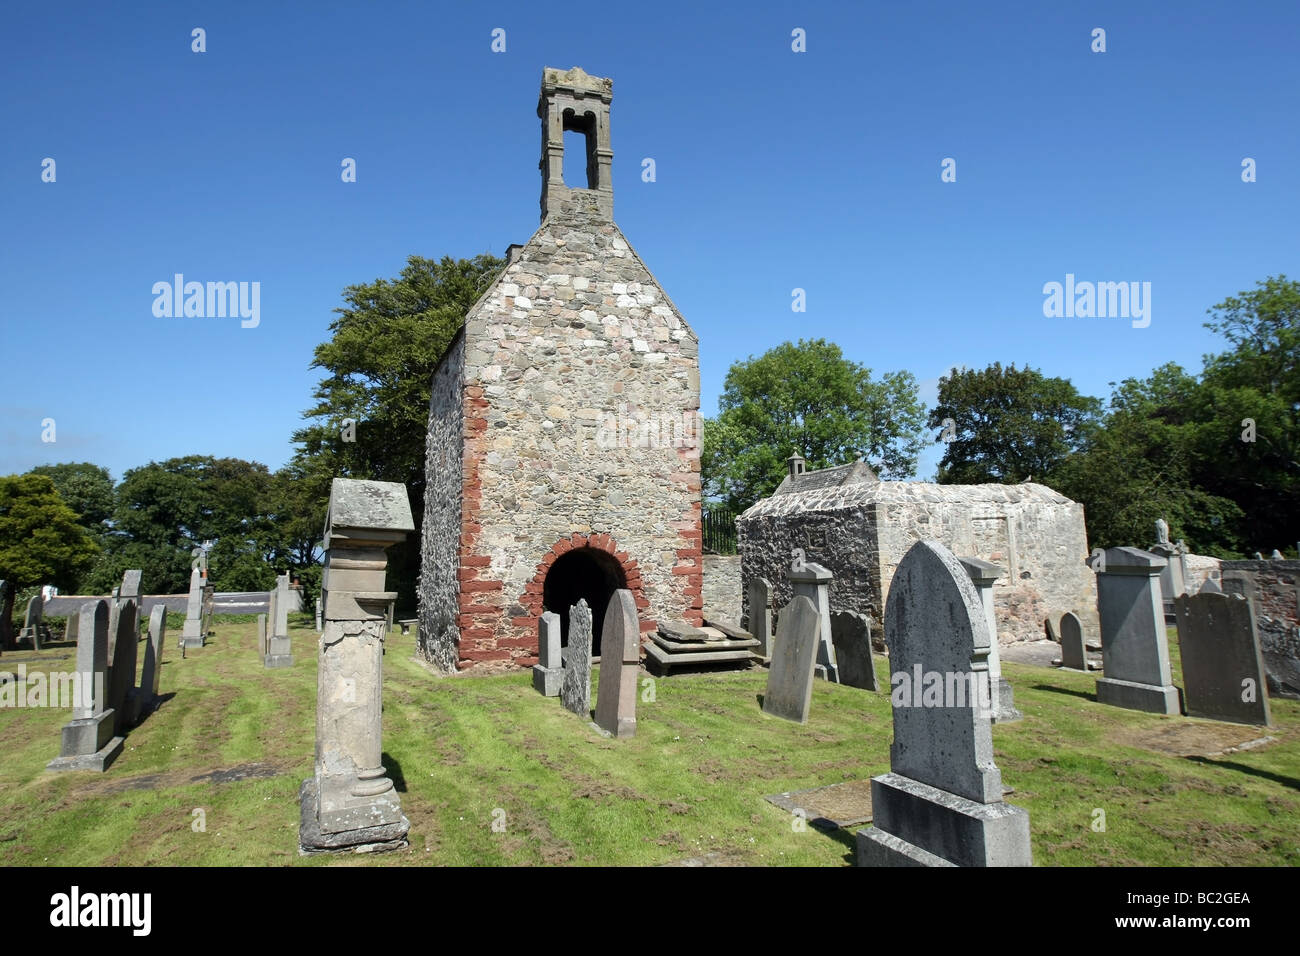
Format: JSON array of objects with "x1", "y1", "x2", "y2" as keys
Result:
[
  {"x1": 823, "y1": 824, "x2": 858, "y2": 865},
  {"x1": 1029, "y1": 683, "x2": 1096, "y2": 703},
  {"x1": 382, "y1": 752, "x2": 407, "y2": 793},
  {"x1": 1183, "y1": 755, "x2": 1300, "y2": 791}
]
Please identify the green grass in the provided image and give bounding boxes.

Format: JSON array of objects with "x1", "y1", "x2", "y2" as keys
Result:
[{"x1": 0, "y1": 623, "x2": 1296, "y2": 866}]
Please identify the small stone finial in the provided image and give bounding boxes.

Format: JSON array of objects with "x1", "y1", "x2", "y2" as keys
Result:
[
  {"x1": 787, "y1": 452, "x2": 806, "y2": 478},
  {"x1": 1154, "y1": 518, "x2": 1171, "y2": 547}
]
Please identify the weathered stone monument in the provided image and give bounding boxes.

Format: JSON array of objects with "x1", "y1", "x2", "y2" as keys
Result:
[
  {"x1": 300, "y1": 478, "x2": 413, "y2": 854},
  {"x1": 19, "y1": 594, "x2": 44, "y2": 650},
  {"x1": 137, "y1": 604, "x2": 167, "y2": 717},
  {"x1": 106, "y1": 597, "x2": 140, "y2": 734},
  {"x1": 959, "y1": 556, "x2": 1021, "y2": 722},
  {"x1": 0, "y1": 580, "x2": 13, "y2": 651},
  {"x1": 762, "y1": 595, "x2": 821, "y2": 723},
  {"x1": 560, "y1": 599, "x2": 593, "y2": 717},
  {"x1": 48, "y1": 600, "x2": 124, "y2": 772},
  {"x1": 257, "y1": 613, "x2": 268, "y2": 657},
  {"x1": 594, "y1": 590, "x2": 640, "y2": 737},
  {"x1": 789, "y1": 559, "x2": 839, "y2": 683},
  {"x1": 1058, "y1": 611, "x2": 1089, "y2": 671},
  {"x1": 1094, "y1": 547, "x2": 1181, "y2": 714},
  {"x1": 745, "y1": 576, "x2": 772, "y2": 659},
  {"x1": 856, "y1": 540, "x2": 1032, "y2": 867},
  {"x1": 1174, "y1": 592, "x2": 1272, "y2": 726},
  {"x1": 64, "y1": 610, "x2": 79, "y2": 645},
  {"x1": 180, "y1": 568, "x2": 204, "y2": 648},
  {"x1": 418, "y1": 66, "x2": 703, "y2": 675},
  {"x1": 264, "y1": 573, "x2": 294, "y2": 668},
  {"x1": 315, "y1": 600, "x2": 323, "y2": 633},
  {"x1": 531, "y1": 611, "x2": 563, "y2": 696},
  {"x1": 829, "y1": 610, "x2": 878, "y2": 691}
]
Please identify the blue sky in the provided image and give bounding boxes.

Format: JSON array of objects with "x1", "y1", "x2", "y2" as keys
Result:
[{"x1": 2, "y1": 0, "x2": 1296, "y2": 483}]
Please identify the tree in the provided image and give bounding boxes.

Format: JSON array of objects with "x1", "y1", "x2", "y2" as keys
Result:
[
  {"x1": 289, "y1": 253, "x2": 505, "y2": 610},
  {"x1": 702, "y1": 339, "x2": 926, "y2": 512},
  {"x1": 28, "y1": 462, "x2": 114, "y2": 535},
  {"x1": 928, "y1": 363, "x2": 1102, "y2": 485},
  {"x1": 0, "y1": 474, "x2": 99, "y2": 590}
]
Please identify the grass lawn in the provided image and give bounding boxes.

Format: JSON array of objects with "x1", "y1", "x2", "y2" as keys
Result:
[{"x1": 1, "y1": 618, "x2": 1297, "y2": 866}]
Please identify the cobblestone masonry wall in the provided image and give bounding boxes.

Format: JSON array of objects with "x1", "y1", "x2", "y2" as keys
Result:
[
  {"x1": 419, "y1": 192, "x2": 701, "y2": 673},
  {"x1": 702, "y1": 554, "x2": 742, "y2": 625},
  {"x1": 1221, "y1": 559, "x2": 1300, "y2": 699},
  {"x1": 739, "y1": 481, "x2": 1097, "y2": 645}
]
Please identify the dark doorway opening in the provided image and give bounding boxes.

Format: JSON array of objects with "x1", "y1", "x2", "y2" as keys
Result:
[{"x1": 543, "y1": 547, "x2": 626, "y2": 657}]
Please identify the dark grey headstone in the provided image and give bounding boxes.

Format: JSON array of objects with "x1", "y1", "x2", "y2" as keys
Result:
[
  {"x1": 106, "y1": 600, "x2": 140, "y2": 734},
  {"x1": 830, "y1": 610, "x2": 878, "y2": 691},
  {"x1": 561, "y1": 600, "x2": 592, "y2": 717},
  {"x1": 762, "y1": 595, "x2": 821, "y2": 723},
  {"x1": 1174, "y1": 592, "x2": 1271, "y2": 726},
  {"x1": 1059, "y1": 612, "x2": 1086, "y2": 670},
  {"x1": 1095, "y1": 547, "x2": 1180, "y2": 714},
  {"x1": 139, "y1": 604, "x2": 167, "y2": 712},
  {"x1": 1044, "y1": 616, "x2": 1059, "y2": 643},
  {"x1": 745, "y1": 576, "x2": 772, "y2": 658},
  {"x1": 532, "y1": 611, "x2": 562, "y2": 697},
  {"x1": 48, "y1": 600, "x2": 123, "y2": 772},
  {"x1": 594, "y1": 590, "x2": 639, "y2": 737}
]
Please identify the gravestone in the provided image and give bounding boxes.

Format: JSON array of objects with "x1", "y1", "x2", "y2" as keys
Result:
[
  {"x1": 762, "y1": 595, "x2": 821, "y2": 723},
  {"x1": 856, "y1": 540, "x2": 1032, "y2": 867},
  {"x1": 47, "y1": 600, "x2": 124, "y2": 772},
  {"x1": 1174, "y1": 592, "x2": 1271, "y2": 726},
  {"x1": 201, "y1": 584, "x2": 215, "y2": 637},
  {"x1": 257, "y1": 614, "x2": 268, "y2": 656},
  {"x1": 745, "y1": 576, "x2": 772, "y2": 659},
  {"x1": 181, "y1": 569, "x2": 204, "y2": 648},
  {"x1": 300, "y1": 478, "x2": 413, "y2": 853},
  {"x1": 959, "y1": 556, "x2": 1020, "y2": 723},
  {"x1": 1044, "y1": 616, "x2": 1059, "y2": 643},
  {"x1": 1095, "y1": 547, "x2": 1180, "y2": 714},
  {"x1": 1199, "y1": 577, "x2": 1222, "y2": 594},
  {"x1": 1059, "y1": 611, "x2": 1088, "y2": 670},
  {"x1": 830, "y1": 610, "x2": 878, "y2": 691},
  {"x1": 561, "y1": 600, "x2": 593, "y2": 717},
  {"x1": 265, "y1": 589, "x2": 278, "y2": 651},
  {"x1": 0, "y1": 580, "x2": 13, "y2": 651},
  {"x1": 1271, "y1": 549, "x2": 1284, "y2": 560},
  {"x1": 137, "y1": 604, "x2": 167, "y2": 717},
  {"x1": 315, "y1": 600, "x2": 323, "y2": 633},
  {"x1": 106, "y1": 586, "x2": 122, "y2": 659},
  {"x1": 65, "y1": 611, "x2": 80, "y2": 645},
  {"x1": 106, "y1": 599, "x2": 140, "y2": 734},
  {"x1": 265, "y1": 573, "x2": 292, "y2": 667},
  {"x1": 531, "y1": 611, "x2": 563, "y2": 696},
  {"x1": 19, "y1": 595, "x2": 44, "y2": 650},
  {"x1": 594, "y1": 590, "x2": 639, "y2": 737},
  {"x1": 789, "y1": 561, "x2": 839, "y2": 682}
]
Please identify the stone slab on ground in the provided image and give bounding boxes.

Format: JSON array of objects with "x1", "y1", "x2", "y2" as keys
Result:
[
  {"x1": 298, "y1": 778, "x2": 409, "y2": 854},
  {"x1": 644, "y1": 641, "x2": 757, "y2": 671},
  {"x1": 764, "y1": 778, "x2": 876, "y2": 830}
]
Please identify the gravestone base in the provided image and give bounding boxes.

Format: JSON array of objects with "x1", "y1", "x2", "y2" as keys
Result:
[
  {"x1": 814, "y1": 663, "x2": 840, "y2": 682},
  {"x1": 298, "y1": 778, "x2": 409, "y2": 854},
  {"x1": 48, "y1": 712, "x2": 124, "y2": 772},
  {"x1": 1096, "y1": 676, "x2": 1181, "y2": 715},
  {"x1": 856, "y1": 772, "x2": 1032, "y2": 867},
  {"x1": 180, "y1": 620, "x2": 203, "y2": 649},
  {"x1": 991, "y1": 678, "x2": 1022, "y2": 723},
  {"x1": 264, "y1": 636, "x2": 293, "y2": 668},
  {"x1": 531, "y1": 665, "x2": 562, "y2": 697}
]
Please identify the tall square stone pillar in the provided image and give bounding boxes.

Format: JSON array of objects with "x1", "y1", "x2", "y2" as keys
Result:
[
  {"x1": 180, "y1": 569, "x2": 204, "y2": 648},
  {"x1": 1095, "y1": 547, "x2": 1181, "y2": 715},
  {"x1": 789, "y1": 562, "x2": 839, "y2": 683},
  {"x1": 300, "y1": 479, "x2": 414, "y2": 854}
]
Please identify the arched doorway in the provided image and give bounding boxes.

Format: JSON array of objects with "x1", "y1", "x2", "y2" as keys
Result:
[{"x1": 543, "y1": 547, "x2": 627, "y2": 657}]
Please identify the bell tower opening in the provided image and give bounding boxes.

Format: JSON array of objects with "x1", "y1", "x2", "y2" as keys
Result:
[
  {"x1": 538, "y1": 66, "x2": 614, "y2": 221},
  {"x1": 542, "y1": 546, "x2": 627, "y2": 657}
]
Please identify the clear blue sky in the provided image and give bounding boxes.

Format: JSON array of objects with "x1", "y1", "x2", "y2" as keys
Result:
[{"x1": 2, "y1": 1, "x2": 1296, "y2": 483}]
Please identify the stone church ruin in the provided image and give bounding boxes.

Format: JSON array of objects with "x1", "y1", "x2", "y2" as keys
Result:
[{"x1": 418, "y1": 67, "x2": 703, "y2": 673}]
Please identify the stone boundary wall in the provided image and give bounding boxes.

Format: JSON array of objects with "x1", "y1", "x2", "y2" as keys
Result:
[{"x1": 1221, "y1": 559, "x2": 1300, "y2": 699}]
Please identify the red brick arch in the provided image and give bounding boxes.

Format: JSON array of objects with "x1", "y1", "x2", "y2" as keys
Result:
[{"x1": 518, "y1": 533, "x2": 653, "y2": 634}]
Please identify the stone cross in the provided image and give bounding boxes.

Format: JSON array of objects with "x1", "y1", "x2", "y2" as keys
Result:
[
  {"x1": 561, "y1": 600, "x2": 593, "y2": 717},
  {"x1": 788, "y1": 561, "x2": 838, "y2": 682},
  {"x1": 958, "y1": 556, "x2": 1020, "y2": 722},
  {"x1": 1059, "y1": 611, "x2": 1087, "y2": 670},
  {"x1": 745, "y1": 576, "x2": 772, "y2": 659},
  {"x1": 531, "y1": 611, "x2": 563, "y2": 697},
  {"x1": 138, "y1": 604, "x2": 167, "y2": 716},
  {"x1": 47, "y1": 600, "x2": 124, "y2": 772},
  {"x1": 1094, "y1": 547, "x2": 1180, "y2": 714},
  {"x1": 856, "y1": 540, "x2": 1032, "y2": 867},
  {"x1": 761, "y1": 595, "x2": 821, "y2": 723},
  {"x1": 594, "y1": 590, "x2": 639, "y2": 737},
  {"x1": 1174, "y1": 592, "x2": 1271, "y2": 726},
  {"x1": 180, "y1": 568, "x2": 204, "y2": 648},
  {"x1": 300, "y1": 478, "x2": 413, "y2": 854}
]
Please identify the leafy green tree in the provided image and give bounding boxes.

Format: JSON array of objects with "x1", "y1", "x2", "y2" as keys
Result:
[
  {"x1": 289, "y1": 253, "x2": 505, "y2": 610},
  {"x1": 702, "y1": 339, "x2": 926, "y2": 513},
  {"x1": 928, "y1": 363, "x2": 1102, "y2": 485},
  {"x1": 0, "y1": 474, "x2": 99, "y2": 590},
  {"x1": 28, "y1": 462, "x2": 114, "y2": 536}
]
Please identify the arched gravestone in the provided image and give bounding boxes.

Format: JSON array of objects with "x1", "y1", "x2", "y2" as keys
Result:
[{"x1": 857, "y1": 540, "x2": 1031, "y2": 867}]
